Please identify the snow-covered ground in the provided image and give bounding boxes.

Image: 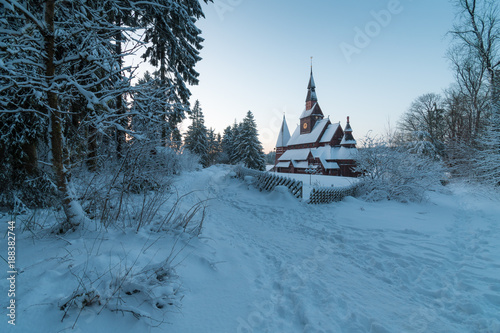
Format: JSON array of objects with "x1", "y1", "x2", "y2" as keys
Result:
[{"x1": 2, "y1": 165, "x2": 500, "y2": 332}]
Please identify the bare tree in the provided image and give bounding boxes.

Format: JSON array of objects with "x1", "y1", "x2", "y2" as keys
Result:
[
  {"x1": 398, "y1": 93, "x2": 446, "y2": 155},
  {"x1": 450, "y1": 0, "x2": 500, "y2": 184},
  {"x1": 447, "y1": 46, "x2": 489, "y2": 138},
  {"x1": 451, "y1": 0, "x2": 500, "y2": 82},
  {"x1": 354, "y1": 135, "x2": 444, "y2": 203}
]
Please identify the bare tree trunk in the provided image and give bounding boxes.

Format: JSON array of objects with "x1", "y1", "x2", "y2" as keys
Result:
[{"x1": 45, "y1": 0, "x2": 82, "y2": 232}]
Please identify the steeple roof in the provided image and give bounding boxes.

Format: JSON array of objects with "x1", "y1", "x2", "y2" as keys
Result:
[
  {"x1": 305, "y1": 69, "x2": 318, "y2": 103},
  {"x1": 341, "y1": 116, "x2": 356, "y2": 147},
  {"x1": 276, "y1": 115, "x2": 291, "y2": 147}
]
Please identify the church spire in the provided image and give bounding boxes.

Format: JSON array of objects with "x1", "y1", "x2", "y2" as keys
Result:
[
  {"x1": 276, "y1": 114, "x2": 290, "y2": 148},
  {"x1": 300, "y1": 62, "x2": 324, "y2": 134},
  {"x1": 305, "y1": 67, "x2": 318, "y2": 109}
]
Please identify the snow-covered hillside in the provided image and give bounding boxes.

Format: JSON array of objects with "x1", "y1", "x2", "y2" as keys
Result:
[{"x1": 2, "y1": 165, "x2": 500, "y2": 332}]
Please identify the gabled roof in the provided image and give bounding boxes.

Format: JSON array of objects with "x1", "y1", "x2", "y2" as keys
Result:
[
  {"x1": 276, "y1": 161, "x2": 291, "y2": 168},
  {"x1": 276, "y1": 115, "x2": 291, "y2": 148},
  {"x1": 300, "y1": 102, "x2": 323, "y2": 119},
  {"x1": 310, "y1": 145, "x2": 358, "y2": 161},
  {"x1": 340, "y1": 136, "x2": 357, "y2": 146},
  {"x1": 322, "y1": 161, "x2": 340, "y2": 170},
  {"x1": 278, "y1": 145, "x2": 356, "y2": 169},
  {"x1": 278, "y1": 148, "x2": 311, "y2": 162},
  {"x1": 287, "y1": 118, "x2": 330, "y2": 146},
  {"x1": 320, "y1": 122, "x2": 341, "y2": 143},
  {"x1": 292, "y1": 161, "x2": 309, "y2": 169}
]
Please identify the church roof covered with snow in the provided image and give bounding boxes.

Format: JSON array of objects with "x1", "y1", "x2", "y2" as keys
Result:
[
  {"x1": 287, "y1": 118, "x2": 330, "y2": 146},
  {"x1": 276, "y1": 115, "x2": 291, "y2": 148}
]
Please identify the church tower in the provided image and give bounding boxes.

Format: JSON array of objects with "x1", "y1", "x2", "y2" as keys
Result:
[{"x1": 300, "y1": 68, "x2": 324, "y2": 134}]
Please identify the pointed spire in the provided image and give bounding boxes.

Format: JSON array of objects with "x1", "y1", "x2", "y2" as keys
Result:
[
  {"x1": 301, "y1": 62, "x2": 324, "y2": 120},
  {"x1": 344, "y1": 116, "x2": 352, "y2": 132},
  {"x1": 276, "y1": 114, "x2": 291, "y2": 148},
  {"x1": 305, "y1": 66, "x2": 318, "y2": 106},
  {"x1": 341, "y1": 116, "x2": 356, "y2": 147}
]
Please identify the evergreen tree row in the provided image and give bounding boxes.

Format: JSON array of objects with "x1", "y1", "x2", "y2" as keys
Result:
[
  {"x1": 184, "y1": 104, "x2": 266, "y2": 171},
  {"x1": 220, "y1": 111, "x2": 266, "y2": 171}
]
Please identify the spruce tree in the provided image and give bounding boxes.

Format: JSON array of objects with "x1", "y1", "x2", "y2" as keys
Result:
[
  {"x1": 220, "y1": 126, "x2": 234, "y2": 164},
  {"x1": 206, "y1": 128, "x2": 221, "y2": 166},
  {"x1": 140, "y1": 0, "x2": 212, "y2": 142},
  {"x1": 236, "y1": 111, "x2": 266, "y2": 171},
  {"x1": 184, "y1": 100, "x2": 209, "y2": 167},
  {"x1": 230, "y1": 121, "x2": 242, "y2": 164},
  {"x1": 171, "y1": 127, "x2": 183, "y2": 151}
]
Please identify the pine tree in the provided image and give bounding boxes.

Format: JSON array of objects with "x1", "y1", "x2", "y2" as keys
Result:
[
  {"x1": 184, "y1": 100, "x2": 209, "y2": 167},
  {"x1": 235, "y1": 111, "x2": 266, "y2": 171},
  {"x1": 206, "y1": 128, "x2": 221, "y2": 166},
  {"x1": 220, "y1": 126, "x2": 234, "y2": 164},
  {"x1": 171, "y1": 127, "x2": 183, "y2": 151},
  {"x1": 131, "y1": 71, "x2": 177, "y2": 145},
  {"x1": 140, "y1": 0, "x2": 212, "y2": 142},
  {"x1": 230, "y1": 121, "x2": 242, "y2": 164}
]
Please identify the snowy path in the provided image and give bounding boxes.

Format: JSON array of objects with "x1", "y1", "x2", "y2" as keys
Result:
[
  {"x1": 162, "y1": 167, "x2": 500, "y2": 333},
  {"x1": 4, "y1": 166, "x2": 498, "y2": 333}
]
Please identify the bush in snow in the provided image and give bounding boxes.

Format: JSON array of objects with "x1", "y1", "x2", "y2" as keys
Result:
[
  {"x1": 59, "y1": 242, "x2": 182, "y2": 327},
  {"x1": 75, "y1": 140, "x2": 202, "y2": 228},
  {"x1": 354, "y1": 136, "x2": 445, "y2": 203},
  {"x1": 0, "y1": 167, "x2": 58, "y2": 212}
]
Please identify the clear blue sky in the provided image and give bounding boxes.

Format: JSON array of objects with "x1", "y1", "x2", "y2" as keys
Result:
[{"x1": 187, "y1": 0, "x2": 457, "y2": 152}]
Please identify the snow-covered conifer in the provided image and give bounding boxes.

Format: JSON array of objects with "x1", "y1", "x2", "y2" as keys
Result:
[
  {"x1": 230, "y1": 122, "x2": 242, "y2": 164},
  {"x1": 139, "y1": 0, "x2": 212, "y2": 140},
  {"x1": 220, "y1": 126, "x2": 234, "y2": 164},
  {"x1": 184, "y1": 101, "x2": 209, "y2": 167},
  {"x1": 235, "y1": 111, "x2": 266, "y2": 171}
]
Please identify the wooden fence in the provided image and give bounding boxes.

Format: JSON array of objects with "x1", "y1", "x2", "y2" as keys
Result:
[
  {"x1": 307, "y1": 185, "x2": 358, "y2": 204},
  {"x1": 235, "y1": 166, "x2": 303, "y2": 199},
  {"x1": 235, "y1": 166, "x2": 357, "y2": 204}
]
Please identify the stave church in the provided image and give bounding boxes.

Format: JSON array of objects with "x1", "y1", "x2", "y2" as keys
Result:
[{"x1": 274, "y1": 67, "x2": 358, "y2": 177}]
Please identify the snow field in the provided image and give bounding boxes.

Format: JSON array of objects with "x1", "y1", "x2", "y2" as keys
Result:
[{"x1": 1, "y1": 166, "x2": 499, "y2": 332}]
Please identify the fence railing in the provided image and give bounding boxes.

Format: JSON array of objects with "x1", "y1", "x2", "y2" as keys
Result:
[
  {"x1": 307, "y1": 185, "x2": 358, "y2": 204},
  {"x1": 235, "y1": 166, "x2": 303, "y2": 199},
  {"x1": 235, "y1": 166, "x2": 357, "y2": 204}
]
